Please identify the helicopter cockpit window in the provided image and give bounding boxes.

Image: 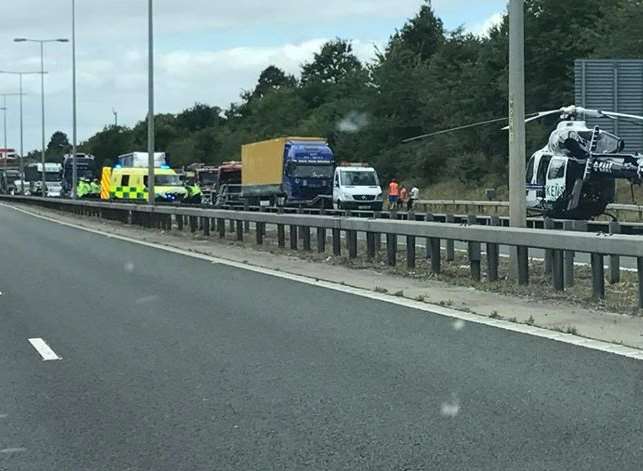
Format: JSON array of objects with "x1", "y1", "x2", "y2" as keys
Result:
[
  {"x1": 537, "y1": 155, "x2": 551, "y2": 184},
  {"x1": 577, "y1": 130, "x2": 623, "y2": 154},
  {"x1": 547, "y1": 159, "x2": 566, "y2": 179},
  {"x1": 526, "y1": 157, "x2": 535, "y2": 182}
]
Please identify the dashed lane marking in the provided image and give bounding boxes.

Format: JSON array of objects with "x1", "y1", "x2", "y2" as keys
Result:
[
  {"x1": 0, "y1": 448, "x2": 26, "y2": 454},
  {"x1": 27, "y1": 338, "x2": 62, "y2": 361}
]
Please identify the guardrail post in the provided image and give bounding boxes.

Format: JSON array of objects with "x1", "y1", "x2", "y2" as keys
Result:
[
  {"x1": 236, "y1": 220, "x2": 244, "y2": 241},
  {"x1": 302, "y1": 226, "x2": 312, "y2": 251},
  {"x1": 608, "y1": 221, "x2": 621, "y2": 284},
  {"x1": 332, "y1": 228, "x2": 341, "y2": 256},
  {"x1": 591, "y1": 253, "x2": 605, "y2": 300},
  {"x1": 289, "y1": 225, "x2": 298, "y2": 250},
  {"x1": 445, "y1": 214, "x2": 455, "y2": 261},
  {"x1": 366, "y1": 232, "x2": 376, "y2": 260},
  {"x1": 517, "y1": 246, "x2": 529, "y2": 286},
  {"x1": 406, "y1": 235, "x2": 416, "y2": 269},
  {"x1": 277, "y1": 224, "x2": 285, "y2": 248},
  {"x1": 563, "y1": 220, "x2": 575, "y2": 287},
  {"x1": 317, "y1": 227, "x2": 326, "y2": 253},
  {"x1": 487, "y1": 216, "x2": 500, "y2": 282},
  {"x1": 543, "y1": 217, "x2": 554, "y2": 274},
  {"x1": 256, "y1": 222, "x2": 264, "y2": 245},
  {"x1": 217, "y1": 218, "x2": 224, "y2": 238},
  {"x1": 189, "y1": 216, "x2": 197, "y2": 233},
  {"x1": 177, "y1": 214, "x2": 183, "y2": 230},
  {"x1": 425, "y1": 213, "x2": 434, "y2": 259},
  {"x1": 430, "y1": 237, "x2": 441, "y2": 274},
  {"x1": 347, "y1": 230, "x2": 357, "y2": 258},
  {"x1": 197, "y1": 216, "x2": 203, "y2": 230},
  {"x1": 202, "y1": 216, "x2": 210, "y2": 236},
  {"x1": 228, "y1": 219, "x2": 235, "y2": 232},
  {"x1": 467, "y1": 215, "x2": 481, "y2": 282},
  {"x1": 638, "y1": 257, "x2": 643, "y2": 310},
  {"x1": 552, "y1": 250, "x2": 564, "y2": 291},
  {"x1": 386, "y1": 233, "x2": 397, "y2": 266},
  {"x1": 243, "y1": 202, "x2": 250, "y2": 233}
]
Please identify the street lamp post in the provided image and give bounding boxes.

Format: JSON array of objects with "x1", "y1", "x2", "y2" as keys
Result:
[
  {"x1": 14, "y1": 37, "x2": 69, "y2": 197},
  {"x1": 0, "y1": 71, "x2": 43, "y2": 194},
  {"x1": 71, "y1": 0, "x2": 78, "y2": 198},
  {"x1": 508, "y1": 0, "x2": 527, "y2": 280},
  {"x1": 1, "y1": 97, "x2": 6, "y2": 173},
  {"x1": 0, "y1": 102, "x2": 6, "y2": 174},
  {"x1": 0, "y1": 92, "x2": 26, "y2": 175},
  {"x1": 147, "y1": 0, "x2": 155, "y2": 205}
]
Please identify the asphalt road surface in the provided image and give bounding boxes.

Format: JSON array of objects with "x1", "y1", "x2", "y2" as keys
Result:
[{"x1": 1, "y1": 204, "x2": 643, "y2": 471}]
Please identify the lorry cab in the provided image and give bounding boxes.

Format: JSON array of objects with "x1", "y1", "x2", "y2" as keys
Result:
[
  {"x1": 333, "y1": 164, "x2": 383, "y2": 211},
  {"x1": 0, "y1": 169, "x2": 20, "y2": 195},
  {"x1": 109, "y1": 167, "x2": 187, "y2": 202},
  {"x1": 240, "y1": 137, "x2": 334, "y2": 207},
  {"x1": 25, "y1": 163, "x2": 62, "y2": 197}
]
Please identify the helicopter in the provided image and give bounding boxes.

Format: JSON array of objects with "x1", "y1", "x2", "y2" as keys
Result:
[{"x1": 404, "y1": 105, "x2": 643, "y2": 220}]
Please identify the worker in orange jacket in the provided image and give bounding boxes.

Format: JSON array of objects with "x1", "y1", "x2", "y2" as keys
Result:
[{"x1": 388, "y1": 179, "x2": 399, "y2": 208}]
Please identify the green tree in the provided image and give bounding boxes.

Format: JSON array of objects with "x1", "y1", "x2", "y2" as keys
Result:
[
  {"x1": 299, "y1": 39, "x2": 369, "y2": 109},
  {"x1": 390, "y1": 0, "x2": 444, "y2": 61},
  {"x1": 244, "y1": 66, "x2": 296, "y2": 101},
  {"x1": 594, "y1": 0, "x2": 643, "y2": 58},
  {"x1": 46, "y1": 131, "x2": 70, "y2": 162},
  {"x1": 176, "y1": 103, "x2": 224, "y2": 132},
  {"x1": 80, "y1": 126, "x2": 134, "y2": 169}
]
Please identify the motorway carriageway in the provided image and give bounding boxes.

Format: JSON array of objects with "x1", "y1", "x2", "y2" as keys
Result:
[{"x1": 1, "y1": 204, "x2": 643, "y2": 470}]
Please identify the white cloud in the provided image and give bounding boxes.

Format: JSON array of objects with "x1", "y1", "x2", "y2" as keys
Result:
[
  {"x1": 0, "y1": 0, "x2": 407, "y2": 152},
  {"x1": 467, "y1": 12, "x2": 504, "y2": 37},
  {"x1": 0, "y1": 0, "x2": 500, "y2": 152}
]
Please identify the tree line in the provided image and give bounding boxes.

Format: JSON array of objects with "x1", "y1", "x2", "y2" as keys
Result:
[{"x1": 38, "y1": 0, "x2": 643, "y2": 187}]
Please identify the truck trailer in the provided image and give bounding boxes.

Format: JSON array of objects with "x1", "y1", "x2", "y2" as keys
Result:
[{"x1": 236, "y1": 137, "x2": 335, "y2": 207}]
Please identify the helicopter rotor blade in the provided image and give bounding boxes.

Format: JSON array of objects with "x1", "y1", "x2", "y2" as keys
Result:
[
  {"x1": 402, "y1": 116, "x2": 512, "y2": 143},
  {"x1": 403, "y1": 112, "x2": 543, "y2": 144},
  {"x1": 598, "y1": 110, "x2": 643, "y2": 122},
  {"x1": 500, "y1": 109, "x2": 563, "y2": 130}
]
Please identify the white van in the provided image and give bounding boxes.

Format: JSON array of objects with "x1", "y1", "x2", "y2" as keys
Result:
[{"x1": 332, "y1": 164, "x2": 383, "y2": 211}]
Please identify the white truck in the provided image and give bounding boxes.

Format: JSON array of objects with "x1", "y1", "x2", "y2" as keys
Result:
[
  {"x1": 24, "y1": 162, "x2": 63, "y2": 197},
  {"x1": 117, "y1": 152, "x2": 168, "y2": 168},
  {"x1": 332, "y1": 163, "x2": 383, "y2": 211}
]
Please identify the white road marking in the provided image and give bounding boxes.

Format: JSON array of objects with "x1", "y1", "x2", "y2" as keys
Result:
[
  {"x1": 5, "y1": 202, "x2": 643, "y2": 361},
  {"x1": 28, "y1": 338, "x2": 62, "y2": 361},
  {"x1": 0, "y1": 447, "x2": 26, "y2": 454}
]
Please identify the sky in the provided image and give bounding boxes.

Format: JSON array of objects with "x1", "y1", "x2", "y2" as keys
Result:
[{"x1": 0, "y1": 0, "x2": 506, "y2": 153}]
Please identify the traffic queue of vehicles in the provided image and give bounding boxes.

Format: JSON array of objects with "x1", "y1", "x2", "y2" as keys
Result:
[{"x1": 0, "y1": 137, "x2": 384, "y2": 208}]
